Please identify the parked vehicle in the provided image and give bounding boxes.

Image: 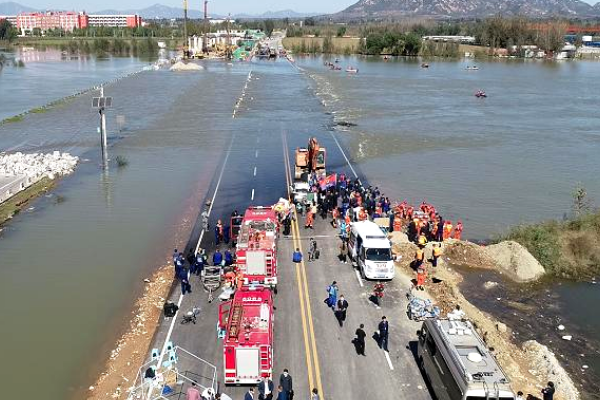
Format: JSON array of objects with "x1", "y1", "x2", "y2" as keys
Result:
[
  {"x1": 219, "y1": 286, "x2": 274, "y2": 385},
  {"x1": 348, "y1": 221, "x2": 394, "y2": 280},
  {"x1": 235, "y1": 207, "x2": 278, "y2": 288},
  {"x1": 417, "y1": 319, "x2": 515, "y2": 400}
]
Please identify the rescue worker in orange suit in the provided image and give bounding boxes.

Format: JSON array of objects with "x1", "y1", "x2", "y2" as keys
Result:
[
  {"x1": 443, "y1": 220, "x2": 453, "y2": 240},
  {"x1": 305, "y1": 208, "x2": 314, "y2": 229},
  {"x1": 418, "y1": 233, "x2": 427, "y2": 248},
  {"x1": 453, "y1": 220, "x2": 464, "y2": 240},
  {"x1": 431, "y1": 243, "x2": 442, "y2": 268},
  {"x1": 215, "y1": 219, "x2": 224, "y2": 245},
  {"x1": 414, "y1": 218, "x2": 422, "y2": 238},
  {"x1": 414, "y1": 248, "x2": 425, "y2": 269},
  {"x1": 416, "y1": 266, "x2": 427, "y2": 291}
]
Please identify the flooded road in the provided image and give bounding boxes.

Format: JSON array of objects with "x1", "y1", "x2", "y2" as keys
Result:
[
  {"x1": 0, "y1": 59, "x2": 250, "y2": 399},
  {"x1": 1, "y1": 50, "x2": 599, "y2": 399},
  {"x1": 296, "y1": 55, "x2": 600, "y2": 398},
  {"x1": 0, "y1": 49, "x2": 152, "y2": 121}
]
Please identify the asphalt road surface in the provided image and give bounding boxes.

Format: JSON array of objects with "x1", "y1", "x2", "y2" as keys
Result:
[{"x1": 141, "y1": 59, "x2": 433, "y2": 400}]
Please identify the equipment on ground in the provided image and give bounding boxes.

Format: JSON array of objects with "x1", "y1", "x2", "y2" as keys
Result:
[
  {"x1": 181, "y1": 306, "x2": 201, "y2": 324},
  {"x1": 163, "y1": 301, "x2": 179, "y2": 318},
  {"x1": 218, "y1": 286, "x2": 274, "y2": 385},
  {"x1": 235, "y1": 207, "x2": 278, "y2": 288},
  {"x1": 203, "y1": 265, "x2": 222, "y2": 303},
  {"x1": 407, "y1": 295, "x2": 440, "y2": 321}
]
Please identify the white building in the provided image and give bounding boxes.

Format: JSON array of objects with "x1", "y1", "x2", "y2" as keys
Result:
[
  {"x1": 87, "y1": 14, "x2": 142, "y2": 28},
  {"x1": 0, "y1": 15, "x2": 17, "y2": 26}
]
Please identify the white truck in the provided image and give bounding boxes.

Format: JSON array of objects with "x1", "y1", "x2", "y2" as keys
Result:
[{"x1": 348, "y1": 221, "x2": 395, "y2": 280}]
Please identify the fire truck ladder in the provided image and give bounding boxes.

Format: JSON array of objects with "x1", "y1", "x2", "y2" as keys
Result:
[
  {"x1": 260, "y1": 344, "x2": 271, "y2": 374},
  {"x1": 229, "y1": 303, "x2": 243, "y2": 339}
]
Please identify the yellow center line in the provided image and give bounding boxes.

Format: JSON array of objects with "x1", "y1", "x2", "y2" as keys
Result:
[
  {"x1": 282, "y1": 133, "x2": 315, "y2": 393},
  {"x1": 282, "y1": 132, "x2": 324, "y2": 398}
]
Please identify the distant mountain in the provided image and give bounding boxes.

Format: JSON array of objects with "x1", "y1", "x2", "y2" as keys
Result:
[
  {"x1": 333, "y1": 0, "x2": 600, "y2": 19},
  {"x1": 94, "y1": 4, "x2": 206, "y2": 19},
  {"x1": 234, "y1": 10, "x2": 320, "y2": 19},
  {"x1": 0, "y1": 1, "x2": 34, "y2": 14}
]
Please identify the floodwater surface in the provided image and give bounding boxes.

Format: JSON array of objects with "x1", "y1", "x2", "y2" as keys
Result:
[{"x1": 296, "y1": 55, "x2": 600, "y2": 398}]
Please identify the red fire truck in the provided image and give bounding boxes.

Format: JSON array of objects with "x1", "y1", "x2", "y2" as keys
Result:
[
  {"x1": 218, "y1": 286, "x2": 274, "y2": 385},
  {"x1": 235, "y1": 206, "x2": 278, "y2": 288}
]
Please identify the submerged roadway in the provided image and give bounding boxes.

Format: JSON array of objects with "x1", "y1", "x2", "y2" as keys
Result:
[{"x1": 145, "y1": 58, "x2": 433, "y2": 400}]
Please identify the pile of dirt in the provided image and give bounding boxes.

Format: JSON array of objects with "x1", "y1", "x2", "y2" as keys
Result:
[
  {"x1": 170, "y1": 61, "x2": 203, "y2": 71},
  {"x1": 389, "y1": 234, "x2": 546, "y2": 283},
  {"x1": 485, "y1": 241, "x2": 546, "y2": 282},
  {"x1": 442, "y1": 239, "x2": 498, "y2": 270}
]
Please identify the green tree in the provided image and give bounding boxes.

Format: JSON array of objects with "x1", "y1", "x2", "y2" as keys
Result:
[
  {"x1": 263, "y1": 19, "x2": 275, "y2": 37},
  {"x1": 336, "y1": 26, "x2": 346, "y2": 37},
  {"x1": 304, "y1": 17, "x2": 315, "y2": 27},
  {"x1": 0, "y1": 19, "x2": 17, "y2": 41}
]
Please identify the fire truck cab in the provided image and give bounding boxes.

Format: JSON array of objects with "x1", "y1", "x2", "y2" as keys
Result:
[
  {"x1": 235, "y1": 207, "x2": 278, "y2": 288},
  {"x1": 219, "y1": 286, "x2": 274, "y2": 385}
]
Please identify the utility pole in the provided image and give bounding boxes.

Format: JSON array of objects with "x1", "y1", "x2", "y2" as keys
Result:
[
  {"x1": 92, "y1": 86, "x2": 112, "y2": 169},
  {"x1": 203, "y1": 0, "x2": 209, "y2": 53},
  {"x1": 226, "y1": 13, "x2": 232, "y2": 60},
  {"x1": 183, "y1": 0, "x2": 188, "y2": 57}
]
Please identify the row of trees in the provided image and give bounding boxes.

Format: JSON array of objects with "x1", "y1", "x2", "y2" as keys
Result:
[{"x1": 363, "y1": 31, "x2": 422, "y2": 56}]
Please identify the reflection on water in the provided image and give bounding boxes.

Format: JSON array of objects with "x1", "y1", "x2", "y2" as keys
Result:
[{"x1": 0, "y1": 48, "x2": 153, "y2": 120}]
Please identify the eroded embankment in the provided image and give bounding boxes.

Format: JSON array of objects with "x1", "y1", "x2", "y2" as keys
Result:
[
  {"x1": 391, "y1": 238, "x2": 580, "y2": 400},
  {"x1": 85, "y1": 156, "x2": 219, "y2": 400}
]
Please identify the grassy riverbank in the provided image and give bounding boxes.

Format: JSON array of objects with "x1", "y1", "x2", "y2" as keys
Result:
[
  {"x1": 0, "y1": 177, "x2": 56, "y2": 227},
  {"x1": 498, "y1": 210, "x2": 600, "y2": 280}
]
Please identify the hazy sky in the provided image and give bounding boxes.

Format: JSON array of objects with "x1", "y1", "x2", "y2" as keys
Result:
[
  {"x1": 15, "y1": 0, "x2": 599, "y2": 13},
  {"x1": 18, "y1": 0, "x2": 357, "y2": 14}
]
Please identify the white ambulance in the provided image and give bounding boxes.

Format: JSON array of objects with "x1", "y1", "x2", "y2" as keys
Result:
[{"x1": 348, "y1": 221, "x2": 394, "y2": 280}]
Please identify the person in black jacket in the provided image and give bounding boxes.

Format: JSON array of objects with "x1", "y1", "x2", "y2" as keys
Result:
[
  {"x1": 541, "y1": 382, "x2": 555, "y2": 400},
  {"x1": 335, "y1": 295, "x2": 349, "y2": 327},
  {"x1": 279, "y1": 369, "x2": 293, "y2": 400},
  {"x1": 258, "y1": 376, "x2": 274, "y2": 400},
  {"x1": 354, "y1": 324, "x2": 366, "y2": 356},
  {"x1": 378, "y1": 316, "x2": 389, "y2": 352}
]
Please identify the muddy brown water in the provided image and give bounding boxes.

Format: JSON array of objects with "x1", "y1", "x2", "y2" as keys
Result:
[{"x1": 457, "y1": 267, "x2": 600, "y2": 399}]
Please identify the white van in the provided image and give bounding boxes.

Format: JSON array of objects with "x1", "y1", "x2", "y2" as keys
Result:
[{"x1": 348, "y1": 221, "x2": 394, "y2": 280}]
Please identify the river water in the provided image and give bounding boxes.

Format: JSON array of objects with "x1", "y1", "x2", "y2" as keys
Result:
[
  {"x1": 296, "y1": 55, "x2": 600, "y2": 398},
  {"x1": 0, "y1": 50, "x2": 598, "y2": 399}
]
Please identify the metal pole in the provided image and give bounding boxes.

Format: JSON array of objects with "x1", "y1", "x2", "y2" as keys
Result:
[
  {"x1": 99, "y1": 86, "x2": 108, "y2": 168},
  {"x1": 183, "y1": 0, "x2": 188, "y2": 57}
]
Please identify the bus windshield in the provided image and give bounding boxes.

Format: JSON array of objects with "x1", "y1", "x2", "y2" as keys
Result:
[{"x1": 365, "y1": 248, "x2": 391, "y2": 262}]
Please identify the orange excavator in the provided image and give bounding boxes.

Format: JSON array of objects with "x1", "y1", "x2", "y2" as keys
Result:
[{"x1": 294, "y1": 137, "x2": 327, "y2": 180}]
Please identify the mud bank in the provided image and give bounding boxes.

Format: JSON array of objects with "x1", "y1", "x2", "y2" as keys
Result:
[
  {"x1": 391, "y1": 239, "x2": 580, "y2": 400},
  {"x1": 85, "y1": 153, "x2": 221, "y2": 400}
]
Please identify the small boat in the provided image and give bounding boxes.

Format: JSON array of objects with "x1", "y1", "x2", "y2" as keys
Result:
[
  {"x1": 421, "y1": 63, "x2": 429, "y2": 68},
  {"x1": 475, "y1": 90, "x2": 487, "y2": 98},
  {"x1": 346, "y1": 67, "x2": 359, "y2": 74},
  {"x1": 466, "y1": 65, "x2": 479, "y2": 71}
]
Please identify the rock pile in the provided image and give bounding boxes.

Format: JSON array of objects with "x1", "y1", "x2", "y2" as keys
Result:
[{"x1": 0, "y1": 151, "x2": 78, "y2": 180}]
